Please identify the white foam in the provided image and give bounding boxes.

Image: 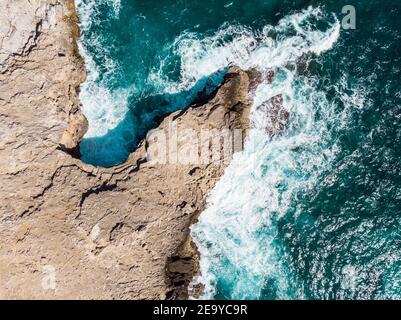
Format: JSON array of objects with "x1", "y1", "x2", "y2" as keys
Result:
[
  {"x1": 75, "y1": 0, "x2": 127, "y2": 138},
  {"x1": 150, "y1": 7, "x2": 340, "y2": 97},
  {"x1": 187, "y1": 7, "x2": 345, "y2": 299}
]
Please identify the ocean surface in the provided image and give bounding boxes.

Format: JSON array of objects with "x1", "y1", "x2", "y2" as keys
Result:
[{"x1": 76, "y1": 0, "x2": 401, "y2": 299}]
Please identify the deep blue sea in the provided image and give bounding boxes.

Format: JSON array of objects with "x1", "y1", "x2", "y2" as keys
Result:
[{"x1": 76, "y1": 0, "x2": 401, "y2": 299}]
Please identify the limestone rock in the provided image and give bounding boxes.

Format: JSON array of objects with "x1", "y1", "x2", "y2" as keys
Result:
[{"x1": 0, "y1": 0, "x2": 256, "y2": 299}]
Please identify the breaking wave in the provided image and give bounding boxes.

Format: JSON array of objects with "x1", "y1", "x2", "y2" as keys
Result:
[{"x1": 189, "y1": 8, "x2": 348, "y2": 299}]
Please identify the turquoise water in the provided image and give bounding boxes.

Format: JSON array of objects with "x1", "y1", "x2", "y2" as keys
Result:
[{"x1": 76, "y1": 0, "x2": 401, "y2": 299}]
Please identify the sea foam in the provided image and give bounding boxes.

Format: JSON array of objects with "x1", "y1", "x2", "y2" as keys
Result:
[{"x1": 187, "y1": 7, "x2": 346, "y2": 299}]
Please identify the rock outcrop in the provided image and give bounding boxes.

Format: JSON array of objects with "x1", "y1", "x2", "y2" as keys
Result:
[{"x1": 0, "y1": 0, "x2": 254, "y2": 299}]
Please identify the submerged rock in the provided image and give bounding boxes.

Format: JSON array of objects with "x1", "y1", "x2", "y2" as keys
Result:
[
  {"x1": 0, "y1": 0, "x2": 268, "y2": 299},
  {"x1": 248, "y1": 68, "x2": 289, "y2": 136},
  {"x1": 254, "y1": 94, "x2": 289, "y2": 136}
]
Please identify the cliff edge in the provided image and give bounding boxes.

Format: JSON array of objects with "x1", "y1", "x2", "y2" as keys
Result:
[{"x1": 0, "y1": 0, "x2": 255, "y2": 299}]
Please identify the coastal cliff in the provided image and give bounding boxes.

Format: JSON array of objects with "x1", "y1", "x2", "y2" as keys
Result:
[{"x1": 0, "y1": 0, "x2": 254, "y2": 299}]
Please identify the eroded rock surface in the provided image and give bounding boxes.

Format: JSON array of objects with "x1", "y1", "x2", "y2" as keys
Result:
[{"x1": 0, "y1": 0, "x2": 254, "y2": 299}]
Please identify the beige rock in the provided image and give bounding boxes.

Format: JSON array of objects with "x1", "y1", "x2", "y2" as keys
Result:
[
  {"x1": 0, "y1": 0, "x2": 255, "y2": 299},
  {"x1": 59, "y1": 112, "x2": 88, "y2": 154}
]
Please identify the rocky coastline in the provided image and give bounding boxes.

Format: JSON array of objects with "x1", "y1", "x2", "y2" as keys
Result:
[{"x1": 0, "y1": 0, "x2": 256, "y2": 299}]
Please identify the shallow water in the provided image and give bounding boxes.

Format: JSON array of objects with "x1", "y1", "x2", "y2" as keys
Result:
[{"x1": 76, "y1": 0, "x2": 401, "y2": 299}]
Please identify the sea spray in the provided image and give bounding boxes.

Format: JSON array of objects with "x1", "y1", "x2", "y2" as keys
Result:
[{"x1": 190, "y1": 7, "x2": 343, "y2": 299}]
